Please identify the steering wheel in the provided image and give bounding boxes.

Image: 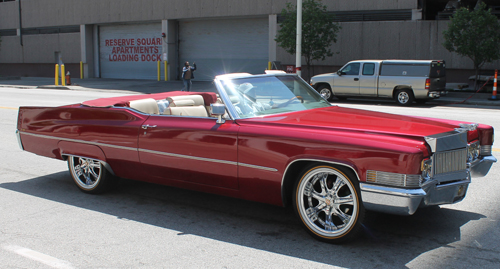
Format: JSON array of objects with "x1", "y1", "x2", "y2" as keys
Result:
[{"x1": 276, "y1": 96, "x2": 304, "y2": 108}]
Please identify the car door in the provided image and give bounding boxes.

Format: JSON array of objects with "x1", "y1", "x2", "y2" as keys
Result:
[
  {"x1": 138, "y1": 115, "x2": 240, "y2": 189},
  {"x1": 358, "y1": 62, "x2": 378, "y2": 96},
  {"x1": 333, "y1": 62, "x2": 361, "y2": 96}
]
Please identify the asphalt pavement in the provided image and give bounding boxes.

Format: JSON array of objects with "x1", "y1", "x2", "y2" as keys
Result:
[{"x1": 1, "y1": 76, "x2": 500, "y2": 107}]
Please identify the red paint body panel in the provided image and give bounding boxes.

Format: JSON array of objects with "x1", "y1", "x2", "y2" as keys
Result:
[
  {"x1": 16, "y1": 91, "x2": 494, "y2": 207},
  {"x1": 138, "y1": 115, "x2": 239, "y2": 189}
]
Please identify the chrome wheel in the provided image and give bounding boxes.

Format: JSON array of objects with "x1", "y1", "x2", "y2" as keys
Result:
[
  {"x1": 68, "y1": 156, "x2": 113, "y2": 193},
  {"x1": 294, "y1": 165, "x2": 364, "y2": 243}
]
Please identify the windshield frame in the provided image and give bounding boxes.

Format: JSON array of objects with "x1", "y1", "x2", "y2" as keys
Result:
[{"x1": 214, "y1": 73, "x2": 332, "y2": 120}]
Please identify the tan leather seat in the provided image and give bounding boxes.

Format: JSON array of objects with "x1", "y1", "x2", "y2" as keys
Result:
[
  {"x1": 128, "y1": 98, "x2": 159, "y2": 114},
  {"x1": 165, "y1": 106, "x2": 209, "y2": 117},
  {"x1": 167, "y1": 95, "x2": 205, "y2": 106},
  {"x1": 163, "y1": 95, "x2": 210, "y2": 117}
]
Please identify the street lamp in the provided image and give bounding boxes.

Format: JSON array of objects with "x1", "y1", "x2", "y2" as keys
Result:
[{"x1": 296, "y1": 0, "x2": 302, "y2": 77}]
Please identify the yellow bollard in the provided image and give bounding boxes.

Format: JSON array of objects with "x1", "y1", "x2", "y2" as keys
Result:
[
  {"x1": 157, "y1": 61, "x2": 161, "y2": 81},
  {"x1": 164, "y1": 61, "x2": 168, "y2": 81},
  {"x1": 61, "y1": 64, "x2": 66, "y2": 86},
  {"x1": 55, "y1": 64, "x2": 59, "y2": 86},
  {"x1": 80, "y1": 61, "x2": 83, "y2": 79},
  {"x1": 268, "y1": 61, "x2": 272, "y2": 70}
]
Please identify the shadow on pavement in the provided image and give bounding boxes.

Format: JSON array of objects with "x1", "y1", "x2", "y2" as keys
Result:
[{"x1": 0, "y1": 172, "x2": 486, "y2": 268}]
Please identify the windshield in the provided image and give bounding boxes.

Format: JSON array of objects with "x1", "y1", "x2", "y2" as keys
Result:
[{"x1": 218, "y1": 75, "x2": 331, "y2": 119}]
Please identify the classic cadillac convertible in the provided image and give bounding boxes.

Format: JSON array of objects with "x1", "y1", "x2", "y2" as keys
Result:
[{"x1": 16, "y1": 71, "x2": 496, "y2": 243}]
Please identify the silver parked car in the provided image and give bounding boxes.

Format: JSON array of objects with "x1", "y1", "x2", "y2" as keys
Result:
[{"x1": 310, "y1": 60, "x2": 447, "y2": 106}]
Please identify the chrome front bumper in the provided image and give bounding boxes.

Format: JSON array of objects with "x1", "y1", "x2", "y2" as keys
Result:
[
  {"x1": 360, "y1": 155, "x2": 496, "y2": 216},
  {"x1": 470, "y1": 155, "x2": 497, "y2": 177}
]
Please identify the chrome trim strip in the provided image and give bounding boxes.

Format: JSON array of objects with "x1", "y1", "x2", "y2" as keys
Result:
[
  {"x1": 20, "y1": 132, "x2": 136, "y2": 152},
  {"x1": 360, "y1": 183, "x2": 426, "y2": 198},
  {"x1": 138, "y1": 148, "x2": 238, "y2": 166},
  {"x1": 238, "y1": 162, "x2": 278, "y2": 172},
  {"x1": 15, "y1": 130, "x2": 24, "y2": 151},
  {"x1": 138, "y1": 148, "x2": 278, "y2": 172},
  {"x1": 19, "y1": 131, "x2": 277, "y2": 173}
]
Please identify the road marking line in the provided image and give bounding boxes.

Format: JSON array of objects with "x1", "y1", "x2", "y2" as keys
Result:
[
  {"x1": 0, "y1": 106, "x2": 18, "y2": 110},
  {"x1": 2, "y1": 245, "x2": 75, "y2": 269}
]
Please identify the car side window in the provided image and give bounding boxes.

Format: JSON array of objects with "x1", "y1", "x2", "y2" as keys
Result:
[
  {"x1": 341, "y1": 63, "x2": 360, "y2": 75},
  {"x1": 362, "y1": 63, "x2": 375, "y2": 76}
]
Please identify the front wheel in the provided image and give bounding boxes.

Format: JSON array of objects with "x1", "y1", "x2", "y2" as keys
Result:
[
  {"x1": 68, "y1": 156, "x2": 114, "y2": 194},
  {"x1": 317, "y1": 85, "x2": 334, "y2": 102},
  {"x1": 293, "y1": 164, "x2": 364, "y2": 243}
]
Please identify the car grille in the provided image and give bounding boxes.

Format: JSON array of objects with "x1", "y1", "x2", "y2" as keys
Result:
[{"x1": 434, "y1": 148, "x2": 467, "y2": 175}]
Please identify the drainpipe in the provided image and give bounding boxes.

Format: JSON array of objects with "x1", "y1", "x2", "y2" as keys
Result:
[{"x1": 18, "y1": 0, "x2": 23, "y2": 46}]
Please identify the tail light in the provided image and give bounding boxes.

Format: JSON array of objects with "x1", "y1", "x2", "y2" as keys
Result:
[{"x1": 425, "y1": 78, "x2": 431, "y2": 90}]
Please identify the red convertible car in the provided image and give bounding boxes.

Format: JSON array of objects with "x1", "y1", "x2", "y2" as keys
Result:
[{"x1": 16, "y1": 71, "x2": 496, "y2": 243}]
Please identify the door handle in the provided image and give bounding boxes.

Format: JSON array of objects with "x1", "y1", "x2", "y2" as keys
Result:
[
  {"x1": 141, "y1": 124, "x2": 157, "y2": 129},
  {"x1": 354, "y1": 78, "x2": 359, "y2": 81}
]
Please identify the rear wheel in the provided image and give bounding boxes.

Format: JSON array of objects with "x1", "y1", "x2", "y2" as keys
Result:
[
  {"x1": 395, "y1": 89, "x2": 415, "y2": 106},
  {"x1": 293, "y1": 164, "x2": 364, "y2": 243},
  {"x1": 68, "y1": 156, "x2": 114, "y2": 194},
  {"x1": 317, "y1": 84, "x2": 334, "y2": 102}
]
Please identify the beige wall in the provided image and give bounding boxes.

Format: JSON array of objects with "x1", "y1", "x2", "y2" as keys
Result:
[
  {"x1": 0, "y1": 33, "x2": 80, "y2": 64},
  {"x1": 277, "y1": 20, "x2": 500, "y2": 71},
  {"x1": 1, "y1": 0, "x2": 417, "y2": 28},
  {"x1": 1, "y1": 0, "x2": 498, "y2": 78}
]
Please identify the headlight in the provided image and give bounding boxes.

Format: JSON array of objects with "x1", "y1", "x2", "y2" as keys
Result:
[
  {"x1": 421, "y1": 158, "x2": 433, "y2": 179},
  {"x1": 467, "y1": 141, "x2": 480, "y2": 162}
]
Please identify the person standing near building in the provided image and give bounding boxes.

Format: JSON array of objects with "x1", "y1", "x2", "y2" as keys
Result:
[{"x1": 182, "y1": 61, "x2": 197, "y2": 91}]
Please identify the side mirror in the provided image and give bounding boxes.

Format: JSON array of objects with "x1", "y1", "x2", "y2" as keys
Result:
[
  {"x1": 337, "y1": 70, "x2": 343, "y2": 76},
  {"x1": 210, "y1": 103, "x2": 226, "y2": 124}
]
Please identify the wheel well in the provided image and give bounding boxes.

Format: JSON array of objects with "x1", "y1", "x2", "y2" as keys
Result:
[
  {"x1": 392, "y1": 86, "x2": 414, "y2": 98},
  {"x1": 281, "y1": 160, "x2": 360, "y2": 207},
  {"x1": 315, "y1": 83, "x2": 331, "y2": 90}
]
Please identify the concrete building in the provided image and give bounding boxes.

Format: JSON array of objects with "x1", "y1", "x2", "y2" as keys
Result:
[{"x1": 0, "y1": 0, "x2": 498, "y2": 82}]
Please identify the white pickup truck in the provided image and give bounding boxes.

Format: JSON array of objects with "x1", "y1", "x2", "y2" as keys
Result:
[{"x1": 310, "y1": 60, "x2": 447, "y2": 106}]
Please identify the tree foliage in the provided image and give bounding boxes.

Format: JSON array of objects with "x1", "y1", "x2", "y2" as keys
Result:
[
  {"x1": 275, "y1": 0, "x2": 340, "y2": 75},
  {"x1": 443, "y1": 2, "x2": 500, "y2": 89}
]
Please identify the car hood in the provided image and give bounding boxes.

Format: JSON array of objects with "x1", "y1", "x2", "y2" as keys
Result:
[{"x1": 241, "y1": 106, "x2": 460, "y2": 139}]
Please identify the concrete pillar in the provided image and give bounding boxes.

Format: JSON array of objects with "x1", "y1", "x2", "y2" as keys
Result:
[
  {"x1": 412, "y1": 9, "x2": 422, "y2": 20},
  {"x1": 162, "y1": 20, "x2": 178, "y2": 80},
  {"x1": 268, "y1": 14, "x2": 277, "y2": 63},
  {"x1": 80, "y1": 24, "x2": 95, "y2": 78}
]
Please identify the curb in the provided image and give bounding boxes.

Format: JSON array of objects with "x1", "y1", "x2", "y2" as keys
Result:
[
  {"x1": 0, "y1": 77, "x2": 21, "y2": 81},
  {"x1": 36, "y1": 85, "x2": 71, "y2": 90}
]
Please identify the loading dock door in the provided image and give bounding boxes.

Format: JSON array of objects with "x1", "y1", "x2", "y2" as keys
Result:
[
  {"x1": 99, "y1": 23, "x2": 162, "y2": 79},
  {"x1": 179, "y1": 18, "x2": 269, "y2": 81}
]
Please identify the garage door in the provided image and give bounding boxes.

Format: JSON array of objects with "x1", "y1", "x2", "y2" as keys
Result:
[
  {"x1": 179, "y1": 18, "x2": 269, "y2": 81},
  {"x1": 99, "y1": 23, "x2": 162, "y2": 79}
]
